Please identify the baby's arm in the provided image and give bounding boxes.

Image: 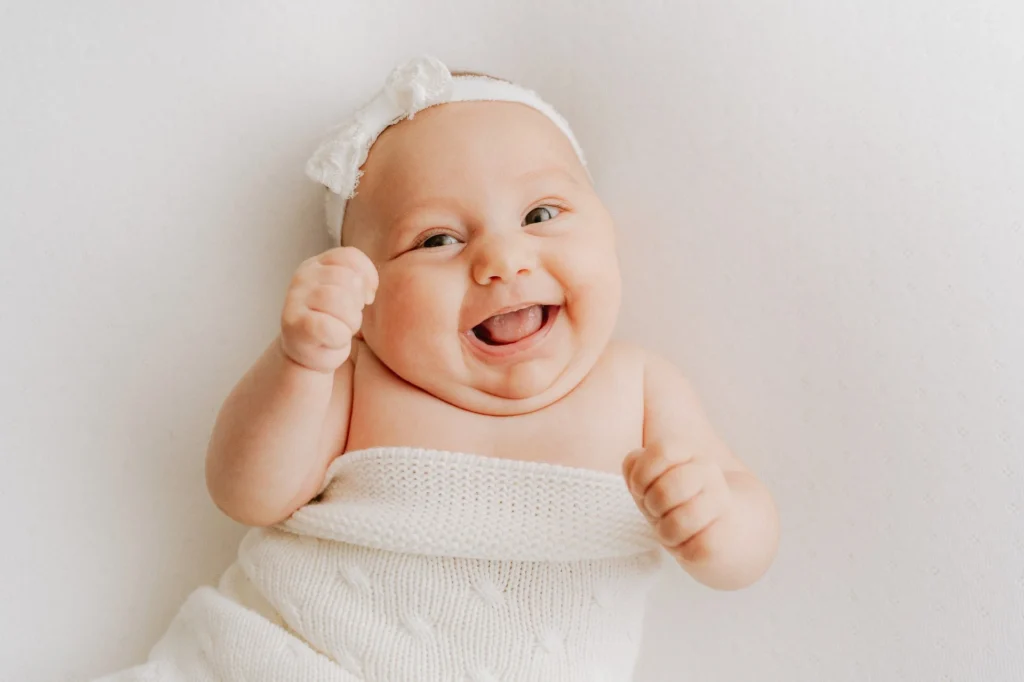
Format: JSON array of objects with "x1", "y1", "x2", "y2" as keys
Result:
[
  {"x1": 205, "y1": 247, "x2": 378, "y2": 527},
  {"x1": 623, "y1": 352, "x2": 780, "y2": 590}
]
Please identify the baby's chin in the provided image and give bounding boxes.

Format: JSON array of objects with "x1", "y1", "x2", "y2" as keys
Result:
[
  {"x1": 436, "y1": 354, "x2": 593, "y2": 416},
  {"x1": 481, "y1": 365, "x2": 562, "y2": 402},
  {"x1": 444, "y1": 382, "x2": 565, "y2": 417}
]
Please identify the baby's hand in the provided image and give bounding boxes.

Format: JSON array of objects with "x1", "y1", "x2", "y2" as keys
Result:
[
  {"x1": 279, "y1": 247, "x2": 378, "y2": 373},
  {"x1": 623, "y1": 440, "x2": 733, "y2": 561}
]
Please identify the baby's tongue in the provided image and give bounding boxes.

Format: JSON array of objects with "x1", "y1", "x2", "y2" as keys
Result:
[{"x1": 478, "y1": 305, "x2": 544, "y2": 345}]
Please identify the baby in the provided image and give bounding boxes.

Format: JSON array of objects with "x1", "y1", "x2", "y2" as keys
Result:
[{"x1": 98, "y1": 57, "x2": 778, "y2": 682}]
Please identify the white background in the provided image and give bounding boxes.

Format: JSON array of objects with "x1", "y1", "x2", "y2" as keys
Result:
[{"x1": 2, "y1": 1, "x2": 1023, "y2": 680}]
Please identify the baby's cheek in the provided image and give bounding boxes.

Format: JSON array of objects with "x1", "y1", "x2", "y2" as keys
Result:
[
  {"x1": 369, "y1": 276, "x2": 412, "y2": 331},
  {"x1": 555, "y1": 244, "x2": 621, "y2": 338},
  {"x1": 555, "y1": 235, "x2": 620, "y2": 299},
  {"x1": 373, "y1": 268, "x2": 453, "y2": 334}
]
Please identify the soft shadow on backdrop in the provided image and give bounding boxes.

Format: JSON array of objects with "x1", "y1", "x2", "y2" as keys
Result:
[{"x1": 2, "y1": 2, "x2": 1022, "y2": 680}]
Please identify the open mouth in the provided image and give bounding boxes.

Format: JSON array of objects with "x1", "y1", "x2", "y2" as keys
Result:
[{"x1": 471, "y1": 304, "x2": 558, "y2": 347}]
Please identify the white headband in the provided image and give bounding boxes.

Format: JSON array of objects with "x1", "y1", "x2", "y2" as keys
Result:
[{"x1": 305, "y1": 56, "x2": 588, "y2": 243}]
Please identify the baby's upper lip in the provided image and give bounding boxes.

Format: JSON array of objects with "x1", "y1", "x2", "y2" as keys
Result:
[{"x1": 463, "y1": 301, "x2": 559, "y2": 332}]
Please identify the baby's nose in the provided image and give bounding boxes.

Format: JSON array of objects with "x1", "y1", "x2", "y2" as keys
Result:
[{"x1": 471, "y1": 234, "x2": 536, "y2": 285}]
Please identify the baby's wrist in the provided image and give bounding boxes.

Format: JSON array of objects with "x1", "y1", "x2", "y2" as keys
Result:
[{"x1": 276, "y1": 334, "x2": 349, "y2": 377}]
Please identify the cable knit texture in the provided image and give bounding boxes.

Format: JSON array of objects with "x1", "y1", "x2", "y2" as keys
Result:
[{"x1": 95, "y1": 448, "x2": 663, "y2": 682}]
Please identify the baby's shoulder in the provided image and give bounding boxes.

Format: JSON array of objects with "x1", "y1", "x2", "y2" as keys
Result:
[
  {"x1": 597, "y1": 339, "x2": 652, "y2": 375},
  {"x1": 594, "y1": 341, "x2": 690, "y2": 404}
]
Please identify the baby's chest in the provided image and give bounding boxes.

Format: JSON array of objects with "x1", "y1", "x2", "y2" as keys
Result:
[{"x1": 346, "y1": 356, "x2": 644, "y2": 474}]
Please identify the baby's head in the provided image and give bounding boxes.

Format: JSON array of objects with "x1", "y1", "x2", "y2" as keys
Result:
[{"x1": 307, "y1": 57, "x2": 620, "y2": 416}]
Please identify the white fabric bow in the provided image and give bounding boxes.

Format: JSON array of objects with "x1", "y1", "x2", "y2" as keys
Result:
[{"x1": 305, "y1": 56, "x2": 586, "y2": 243}]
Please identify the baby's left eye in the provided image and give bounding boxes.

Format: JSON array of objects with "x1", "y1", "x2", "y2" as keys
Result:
[
  {"x1": 523, "y1": 206, "x2": 560, "y2": 225},
  {"x1": 419, "y1": 233, "x2": 460, "y2": 249}
]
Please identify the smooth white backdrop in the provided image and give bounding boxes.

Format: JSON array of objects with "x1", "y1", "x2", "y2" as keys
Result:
[{"x1": 2, "y1": 2, "x2": 1022, "y2": 680}]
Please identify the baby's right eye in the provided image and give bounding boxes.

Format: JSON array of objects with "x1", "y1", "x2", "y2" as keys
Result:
[{"x1": 419, "y1": 233, "x2": 460, "y2": 249}]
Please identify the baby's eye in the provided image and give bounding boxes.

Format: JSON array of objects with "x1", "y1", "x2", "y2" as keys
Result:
[
  {"x1": 419, "y1": 233, "x2": 460, "y2": 249},
  {"x1": 523, "y1": 206, "x2": 561, "y2": 225}
]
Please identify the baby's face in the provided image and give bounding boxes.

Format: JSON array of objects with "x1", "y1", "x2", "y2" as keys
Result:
[{"x1": 345, "y1": 101, "x2": 620, "y2": 416}]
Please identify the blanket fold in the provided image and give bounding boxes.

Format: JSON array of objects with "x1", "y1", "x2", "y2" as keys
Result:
[{"x1": 95, "y1": 448, "x2": 662, "y2": 682}]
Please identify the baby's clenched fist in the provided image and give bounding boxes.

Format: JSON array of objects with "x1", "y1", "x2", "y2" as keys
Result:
[
  {"x1": 623, "y1": 439, "x2": 733, "y2": 562},
  {"x1": 279, "y1": 247, "x2": 378, "y2": 373}
]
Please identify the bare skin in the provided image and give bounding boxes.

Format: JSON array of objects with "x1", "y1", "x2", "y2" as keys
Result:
[{"x1": 206, "y1": 101, "x2": 779, "y2": 590}]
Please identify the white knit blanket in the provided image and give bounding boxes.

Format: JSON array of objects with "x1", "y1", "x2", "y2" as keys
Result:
[{"x1": 96, "y1": 448, "x2": 663, "y2": 682}]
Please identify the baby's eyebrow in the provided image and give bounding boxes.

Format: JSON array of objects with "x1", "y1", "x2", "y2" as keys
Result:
[
  {"x1": 386, "y1": 197, "x2": 465, "y2": 233},
  {"x1": 515, "y1": 166, "x2": 582, "y2": 187}
]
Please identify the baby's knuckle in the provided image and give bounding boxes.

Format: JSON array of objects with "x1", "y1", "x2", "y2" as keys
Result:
[
  {"x1": 299, "y1": 313, "x2": 322, "y2": 340},
  {"x1": 643, "y1": 446, "x2": 667, "y2": 466},
  {"x1": 316, "y1": 265, "x2": 346, "y2": 288},
  {"x1": 334, "y1": 290, "x2": 358, "y2": 316},
  {"x1": 645, "y1": 447, "x2": 670, "y2": 470},
  {"x1": 675, "y1": 461, "x2": 703, "y2": 487},
  {"x1": 316, "y1": 248, "x2": 341, "y2": 265},
  {"x1": 340, "y1": 267, "x2": 364, "y2": 291},
  {"x1": 319, "y1": 246, "x2": 352, "y2": 264},
  {"x1": 308, "y1": 286, "x2": 336, "y2": 311},
  {"x1": 294, "y1": 259, "x2": 319, "y2": 281},
  {"x1": 286, "y1": 272, "x2": 307, "y2": 294},
  {"x1": 645, "y1": 441, "x2": 669, "y2": 461},
  {"x1": 281, "y1": 307, "x2": 303, "y2": 332},
  {"x1": 647, "y1": 480, "x2": 675, "y2": 513},
  {"x1": 324, "y1": 248, "x2": 369, "y2": 276},
  {"x1": 657, "y1": 513, "x2": 686, "y2": 544},
  {"x1": 677, "y1": 534, "x2": 712, "y2": 563},
  {"x1": 630, "y1": 464, "x2": 654, "y2": 492},
  {"x1": 686, "y1": 492, "x2": 710, "y2": 518}
]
